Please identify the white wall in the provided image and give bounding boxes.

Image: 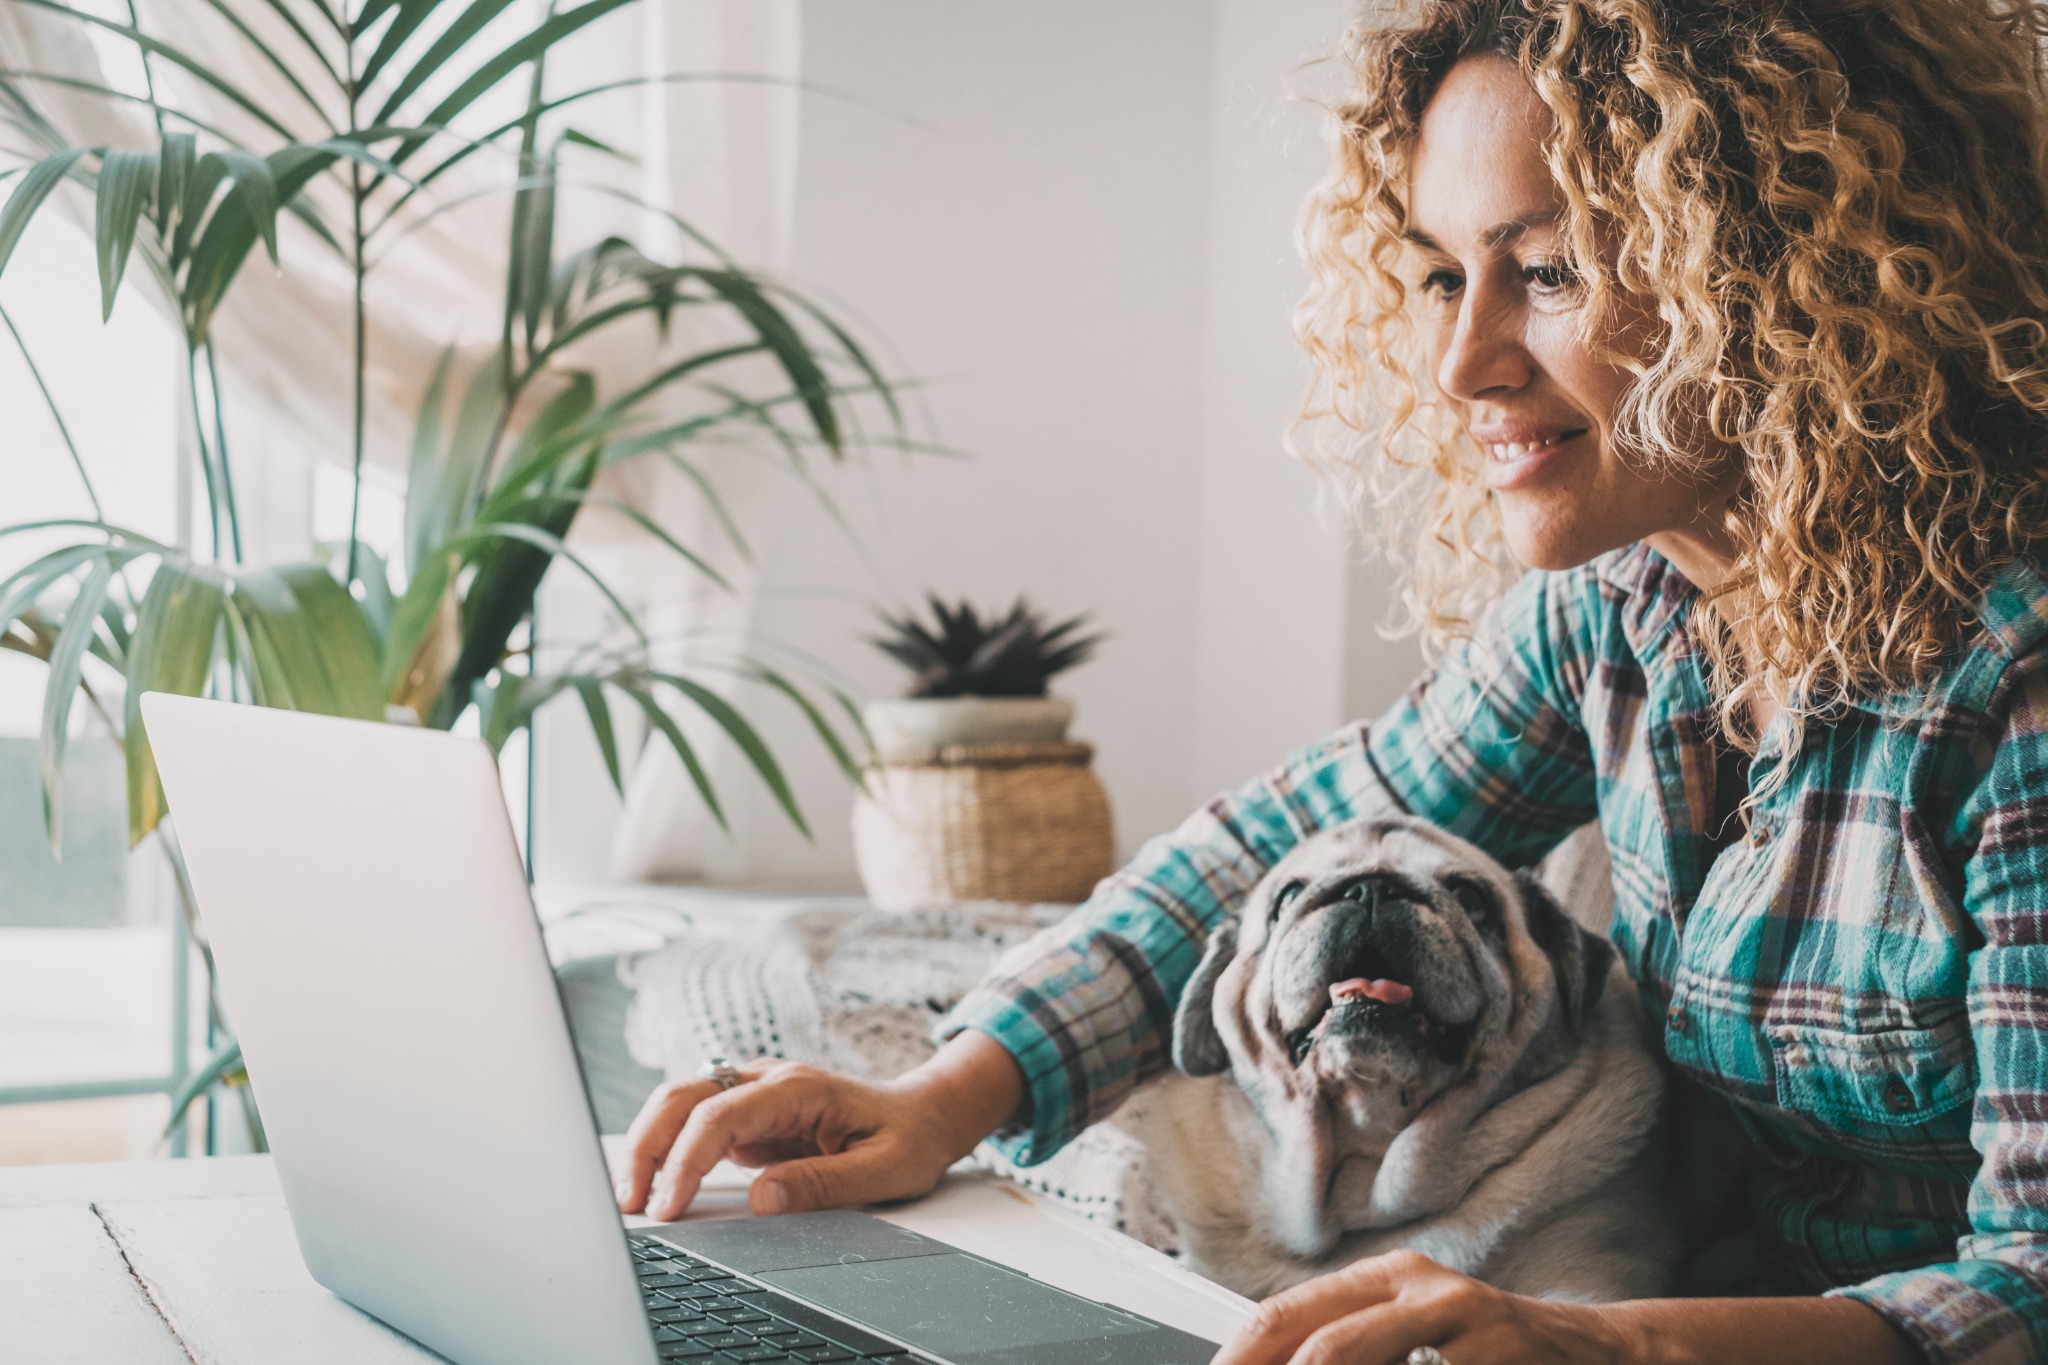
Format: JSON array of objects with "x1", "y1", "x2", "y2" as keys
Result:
[
  {"x1": 548, "y1": 0, "x2": 1422, "y2": 890},
  {"x1": 1191, "y1": 0, "x2": 1421, "y2": 801}
]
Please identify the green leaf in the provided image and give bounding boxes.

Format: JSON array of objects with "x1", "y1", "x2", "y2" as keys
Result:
[
  {"x1": 39, "y1": 558, "x2": 118, "y2": 849},
  {"x1": 211, "y1": 150, "x2": 279, "y2": 264},
  {"x1": 170, "y1": 146, "x2": 227, "y2": 267},
  {"x1": 379, "y1": 0, "x2": 638, "y2": 171},
  {"x1": 0, "y1": 543, "x2": 120, "y2": 632},
  {"x1": 692, "y1": 268, "x2": 841, "y2": 455},
  {"x1": 504, "y1": 491, "x2": 732, "y2": 594},
  {"x1": 227, "y1": 569, "x2": 315, "y2": 713},
  {"x1": 785, "y1": 286, "x2": 906, "y2": 437},
  {"x1": 559, "y1": 127, "x2": 633, "y2": 161},
  {"x1": 124, "y1": 561, "x2": 227, "y2": 842},
  {"x1": 483, "y1": 368, "x2": 593, "y2": 508},
  {"x1": 370, "y1": 0, "x2": 519, "y2": 124},
  {"x1": 352, "y1": 0, "x2": 411, "y2": 40},
  {"x1": 512, "y1": 148, "x2": 556, "y2": 353},
  {"x1": 156, "y1": 132, "x2": 195, "y2": 236},
  {"x1": 572, "y1": 677, "x2": 622, "y2": 795},
  {"x1": 162, "y1": 1037, "x2": 243, "y2": 1139},
  {"x1": 435, "y1": 443, "x2": 602, "y2": 727},
  {"x1": 193, "y1": 0, "x2": 338, "y2": 131},
  {"x1": 653, "y1": 670, "x2": 809, "y2": 839},
  {"x1": 358, "y1": 0, "x2": 451, "y2": 90},
  {"x1": 95, "y1": 592, "x2": 131, "y2": 663},
  {"x1": 347, "y1": 542, "x2": 394, "y2": 644},
  {"x1": 381, "y1": 548, "x2": 456, "y2": 705},
  {"x1": 401, "y1": 346, "x2": 455, "y2": 576},
  {"x1": 443, "y1": 521, "x2": 647, "y2": 645},
  {"x1": 649, "y1": 449, "x2": 753, "y2": 562},
  {"x1": 7, "y1": 1, "x2": 295, "y2": 141},
  {"x1": 275, "y1": 563, "x2": 386, "y2": 720},
  {"x1": 250, "y1": 0, "x2": 344, "y2": 88},
  {"x1": 749, "y1": 664, "x2": 866, "y2": 785},
  {"x1": 0, "y1": 517, "x2": 173, "y2": 551},
  {"x1": 618, "y1": 676, "x2": 725, "y2": 832},
  {"x1": 592, "y1": 341, "x2": 765, "y2": 425},
  {"x1": 216, "y1": 566, "x2": 382, "y2": 721},
  {"x1": 181, "y1": 144, "x2": 333, "y2": 343},
  {"x1": 0, "y1": 148, "x2": 86, "y2": 280},
  {"x1": 475, "y1": 670, "x2": 567, "y2": 753},
  {"x1": 437, "y1": 350, "x2": 509, "y2": 541},
  {"x1": 94, "y1": 149, "x2": 155, "y2": 320}
]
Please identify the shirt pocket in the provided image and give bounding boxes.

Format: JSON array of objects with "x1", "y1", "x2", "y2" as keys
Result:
[{"x1": 1767, "y1": 1019, "x2": 1975, "y2": 1130}]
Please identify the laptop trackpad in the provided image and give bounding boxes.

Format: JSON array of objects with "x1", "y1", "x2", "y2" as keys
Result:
[
  {"x1": 655, "y1": 1210, "x2": 951, "y2": 1272},
  {"x1": 761, "y1": 1254, "x2": 1153, "y2": 1356}
]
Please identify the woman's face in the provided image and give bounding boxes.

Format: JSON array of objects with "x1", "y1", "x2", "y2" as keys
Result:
[{"x1": 1406, "y1": 57, "x2": 1738, "y2": 577}]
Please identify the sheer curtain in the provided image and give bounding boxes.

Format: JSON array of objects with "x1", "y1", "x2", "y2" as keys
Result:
[{"x1": 0, "y1": 0, "x2": 804, "y2": 880}]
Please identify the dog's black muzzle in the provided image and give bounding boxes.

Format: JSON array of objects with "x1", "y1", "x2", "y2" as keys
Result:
[{"x1": 1283, "y1": 872, "x2": 1474, "y2": 1068}]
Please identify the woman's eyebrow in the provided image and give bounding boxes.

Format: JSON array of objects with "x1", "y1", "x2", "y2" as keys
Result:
[{"x1": 1402, "y1": 209, "x2": 1565, "y2": 254}]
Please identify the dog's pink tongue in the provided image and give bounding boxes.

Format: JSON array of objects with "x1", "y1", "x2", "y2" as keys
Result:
[{"x1": 1330, "y1": 977, "x2": 1413, "y2": 1006}]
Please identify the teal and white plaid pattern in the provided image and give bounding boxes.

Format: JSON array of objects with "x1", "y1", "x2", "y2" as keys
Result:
[{"x1": 942, "y1": 543, "x2": 2048, "y2": 1363}]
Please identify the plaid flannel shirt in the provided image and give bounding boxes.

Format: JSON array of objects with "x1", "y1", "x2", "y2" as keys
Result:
[{"x1": 942, "y1": 543, "x2": 2048, "y2": 1364}]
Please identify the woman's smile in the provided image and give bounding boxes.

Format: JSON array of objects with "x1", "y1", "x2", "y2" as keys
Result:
[{"x1": 1470, "y1": 422, "x2": 1590, "y2": 492}]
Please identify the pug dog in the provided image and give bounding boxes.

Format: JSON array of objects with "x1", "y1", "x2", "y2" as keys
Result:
[{"x1": 1142, "y1": 815, "x2": 1675, "y2": 1303}]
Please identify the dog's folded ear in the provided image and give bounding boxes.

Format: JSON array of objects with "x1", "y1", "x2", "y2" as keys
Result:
[
  {"x1": 1172, "y1": 917, "x2": 1239, "y2": 1077},
  {"x1": 1514, "y1": 872, "x2": 1617, "y2": 1032}
]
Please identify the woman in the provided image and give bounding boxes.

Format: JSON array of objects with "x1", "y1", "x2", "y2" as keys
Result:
[{"x1": 617, "y1": 1, "x2": 2048, "y2": 1360}]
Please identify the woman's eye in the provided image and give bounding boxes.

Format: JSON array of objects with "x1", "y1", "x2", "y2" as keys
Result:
[
  {"x1": 1270, "y1": 880, "x2": 1306, "y2": 919},
  {"x1": 1418, "y1": 268, "x2": 1463, "y2": 298},
  {"x1": 1522, "y1": 260, "x2": 1577, "y2": 292}
]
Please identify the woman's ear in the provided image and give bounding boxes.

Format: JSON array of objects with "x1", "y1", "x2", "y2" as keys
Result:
[{"x1": 1172, "y1": 918, "x2": 1240, "y2": 1077}]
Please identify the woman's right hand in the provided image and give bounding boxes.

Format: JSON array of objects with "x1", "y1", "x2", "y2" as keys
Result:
[{"x1": 614, "y1": 1029, "x2": 1028, "y2": 1222}]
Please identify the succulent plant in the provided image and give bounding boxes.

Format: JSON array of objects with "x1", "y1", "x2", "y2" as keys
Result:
[{"x1": 871, "y1": 596, "x2": 1103, "y2": 699}]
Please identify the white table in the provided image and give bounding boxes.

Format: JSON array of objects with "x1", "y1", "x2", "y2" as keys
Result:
[{"x1": 0, "y1": 1146, "x2": 1251, "y2": 1363}]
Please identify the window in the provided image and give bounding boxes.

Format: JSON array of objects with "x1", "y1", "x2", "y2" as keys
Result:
[{"x1": 0, "y1": 203, "x2": 200, "y2": 1161}]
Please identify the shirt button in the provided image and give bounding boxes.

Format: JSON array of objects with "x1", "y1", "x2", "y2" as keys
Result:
[
  {"x1": 1666, "y1": 1005, "x2": 1690, "y2": 1034},
  {"x1": 1883, "y1": 1079, "x2": 1916, "y2": 1114}
]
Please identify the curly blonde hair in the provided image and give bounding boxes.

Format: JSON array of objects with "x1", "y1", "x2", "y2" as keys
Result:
[{"x1": 1297, "y1": 0, "x2": 2048, "y2": 746}]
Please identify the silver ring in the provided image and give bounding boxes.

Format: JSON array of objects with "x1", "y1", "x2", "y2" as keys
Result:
[
  {"x1": 1406, "y1": 1349, "x2": 1447, "y2": 1365},
  {"x1": 699, "y1": 1055, "x2": 745, "y2": 1091}
]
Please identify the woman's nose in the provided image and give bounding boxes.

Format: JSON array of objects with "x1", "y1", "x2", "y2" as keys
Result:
[{"x1": 1434, "y1": 288, "x2": 1531, "y2": 403}]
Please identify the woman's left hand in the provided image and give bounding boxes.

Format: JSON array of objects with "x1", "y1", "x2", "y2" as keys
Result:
[{"x1": 1213, "y1": 1250, "x2": 1634, "y2": 1365}]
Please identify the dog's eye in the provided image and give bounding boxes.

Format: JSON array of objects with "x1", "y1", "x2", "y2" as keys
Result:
[
  {"x1": 1270, "y1": 880, "x2": 1306, "y2": 919},
  {"x1": 1445, "y1": 876, "x2": 1504, "y2": 934}
]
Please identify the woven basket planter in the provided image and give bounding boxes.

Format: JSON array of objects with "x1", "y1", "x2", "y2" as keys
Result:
[{"x1": 852, "y1": 740, "x2": 1115, "y2": 909}]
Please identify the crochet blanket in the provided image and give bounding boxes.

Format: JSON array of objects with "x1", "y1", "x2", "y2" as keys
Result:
[{"x1": 620, "y1": 901, "x2": 1180, "y2": 1251}]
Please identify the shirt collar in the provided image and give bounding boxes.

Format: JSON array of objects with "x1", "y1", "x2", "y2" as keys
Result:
[
  {"x1": 1596, "y1": 543, "x2": 1699, "y2": 662},
  {"x1": 1597, "y1": 543, "x2": 2048, "y2": 719}
]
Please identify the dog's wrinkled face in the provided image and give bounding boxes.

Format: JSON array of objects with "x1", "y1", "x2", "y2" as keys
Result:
[{"x1": 1174, "y1": 816, "x2": 1612, "y2": 1129}]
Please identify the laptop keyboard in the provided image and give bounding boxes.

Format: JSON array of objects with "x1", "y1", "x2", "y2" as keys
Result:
[{"x1": 631, "y1": 1235, "x2": 916, "y2": 1364}]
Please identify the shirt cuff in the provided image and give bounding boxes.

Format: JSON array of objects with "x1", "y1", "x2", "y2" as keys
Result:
[
  {"x1": 934, "y1": 987, "x2": 1076, "y2": 1167},
  {"x1": 1832, "y1": 1258, "x2": 2048, "y2": 1364}
]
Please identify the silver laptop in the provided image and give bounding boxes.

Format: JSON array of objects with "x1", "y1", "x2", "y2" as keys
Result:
[{"x1": 141, "y1": 694, "x2": 1217, "y2": 1365}]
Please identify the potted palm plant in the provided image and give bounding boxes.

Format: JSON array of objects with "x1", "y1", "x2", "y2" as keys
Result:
[{"x1": 0, "y1": 0, "x2": 903, "y2": 1144}]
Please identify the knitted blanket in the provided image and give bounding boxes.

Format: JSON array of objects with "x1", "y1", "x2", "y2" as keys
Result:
[{"x1": 620, "y1": 901, "x2": 1180, "y2": 1251}]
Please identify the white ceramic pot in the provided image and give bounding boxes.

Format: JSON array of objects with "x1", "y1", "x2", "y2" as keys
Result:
[{"x1": 862, "y1": 695, "x2": 1074, "y2": 758}]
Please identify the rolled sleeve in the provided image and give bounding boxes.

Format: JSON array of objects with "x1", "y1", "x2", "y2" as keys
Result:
[
  {"x1": 1832, "y1": 655, "x2": 2048, "y2": 1362},
  {"x1": 1837, "y1": 1258, "x2": 2048, "y2": 1365}
]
